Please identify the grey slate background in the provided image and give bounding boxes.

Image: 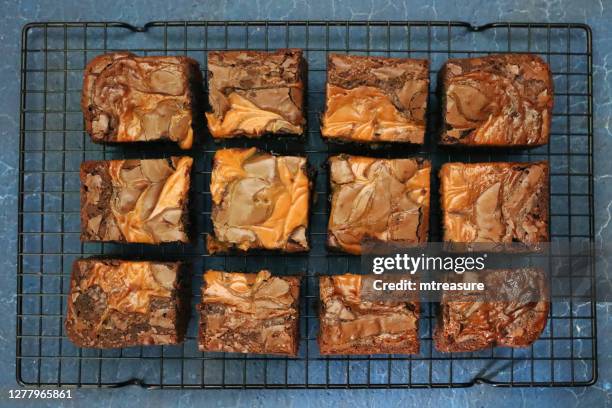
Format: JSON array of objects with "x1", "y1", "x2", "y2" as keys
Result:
[{"x1": 0, "y1": 0, "x2": 610, "y2": 406}]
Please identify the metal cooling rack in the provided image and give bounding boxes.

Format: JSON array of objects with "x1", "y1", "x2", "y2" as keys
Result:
[{"x1": 17, "y1": 20, "x2": 596, "y2": 388}]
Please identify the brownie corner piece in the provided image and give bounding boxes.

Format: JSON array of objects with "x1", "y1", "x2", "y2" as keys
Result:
[
  {"x1": 205, "y1": 49, "x2": 305, "y2": 138},
  {"x1": 434, "y1": 268, "x2": 549, "y2": 353},
  {"x1": 208, "y1": 148, "x2": 311, "y2": 253},
  {"x1": 318, "y1": 274, "x2": 419, "y2": 355},
  {"x1": 327, "y1": 154, "x2": 430, "y2": 254},
  {"x1": 440, "y1": 161, "x2": 549, "y2": 246},
  {"x1": 80, "y1": 156, "x2": 193, "y2": 244},
  {"x1": 199, "y1": 270, "x2": 301, "y2": 355},
  {"x1": 440, "y1": 54, "x2": 553, "y2": 146},
  {"x1": 321, "y1": 53, "x2": 429, "y2": 144},
  {"x1": 81, "y1": 52, "x2": 201, "y2": 149},
  {"x1": 65, "y1": 259, "x2": 189, "y2": 348}
]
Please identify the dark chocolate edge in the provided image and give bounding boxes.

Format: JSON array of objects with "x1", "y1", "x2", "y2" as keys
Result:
[{"x1": 79, "y1": 160, "x2": 112, "y2": 242}]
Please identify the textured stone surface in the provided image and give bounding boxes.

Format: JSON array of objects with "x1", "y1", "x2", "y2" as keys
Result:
[{"x1": 0, "y1": 0, "x2": 610, "y2": 407}]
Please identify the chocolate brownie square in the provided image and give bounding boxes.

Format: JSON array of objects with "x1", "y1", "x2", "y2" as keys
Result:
[
  {"x1": 80, "y1": 156, "x2": 193, "y2": 244},
  {"x1": 321, "y1": 54, "x2": 429, "y2": 144},
  {"x1": 82, "y1": 52, "x2": 201, "y2": 149},
  {"x1": 434, "y1": 268, "x2": 549, "y2": 352},
  {"x1": 319, "y1": 274, "x2": 419, "y2": 355},
  {"x1": 198, "y1": 270, "x2": 301, "y2": 355},
  {"x1": 65, "y1": 259, "x2": 189, "y2": 348},
  {"x1": 327, "y1": 154, "x2": 430, "y2": 254},
  {"x1": 440, "y1": 54, "x2": 553, "y2": 146},
  {"x1": 205, "y1": 49, "x2": 305, "y2": 138},
  {"x1": 207, "y1": 148, "x2": 311, "y2": 253},
  {"x1": 440, "y1": 161, "x2": 549, "y2": 246}
]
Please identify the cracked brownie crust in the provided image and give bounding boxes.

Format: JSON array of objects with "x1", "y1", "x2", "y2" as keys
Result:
[
  {"x1": 327, "y1": 154, "x2": 430, "y2": 254},
  {"x1": 65, "y1": 259, "x2": 190, "y2": 349},
  {"x1": 321, "y1": 54, "x2": 429, "y2": 144},
  {"x1": 198, "y1": 270, "x2": 301, "y2": 355},
  {"x1": 207, "y1": 147, "x2": 311, "y2": 253},
  {"x1": 440, "y1": 54, "x2": 553, "y2": 146}
]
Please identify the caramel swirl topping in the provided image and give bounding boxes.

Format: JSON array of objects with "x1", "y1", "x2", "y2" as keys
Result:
[
  {"x1": 199, "y1": 270, "x2": 300, "y2": 355},
  {"x1": 206, "y1": 93, "x2": 301, "y2": 138},
  {"x1": 82, "y1": 53, "x2": 198, "y2": 149},
  {"x1": 440, "y1": 161, "x2": 549, "y2": 245},
  {"x1": 203, "y1": 270, "x2": 298, "y2": 315},
  {"x1": 319, "y1": 274, "x2": 419, "y2": 354},
  {"x1": 435, "y1": 268, "x2": 549, "y2": 352},
  {"x1": 441, "y1": 54, "x2": 553, "y2": 146},
  {"x1": 208, "y1": 148, "x2": 310, "y2": 252},
  {"x1": 321, "y1": 54, "x2": 428, "y2": 144},
  {"x1": 77, "y1": 261, "x2": 174, "y2": 315},
  {"x1": 206, "y1": 50, "x2": 305, "y2": 138},
  {"x1": 328, "y1": 155, "x2": 430, "y2": 254},
  {"x1": 321, "y1": 85, "x2": 424, "y2": 142},
  {"x1": 64, "y1": 259, "x2": 185, "y2": 349},
  {"x1": 81, "y1": 156, "x2": 193, "y2": 244}
]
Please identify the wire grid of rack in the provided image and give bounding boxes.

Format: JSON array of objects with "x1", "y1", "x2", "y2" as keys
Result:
[{"x1": 17, "y1": 21, "x2": 596, "y2": 388}]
